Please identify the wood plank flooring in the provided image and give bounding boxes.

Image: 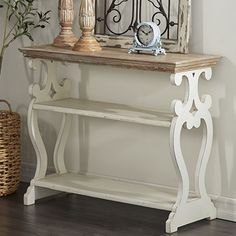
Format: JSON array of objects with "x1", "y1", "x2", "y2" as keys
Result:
[{"x1": 0, "y1": 183, "x2": 235, "y2": 236}]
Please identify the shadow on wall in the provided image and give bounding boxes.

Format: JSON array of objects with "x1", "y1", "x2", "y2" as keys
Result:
[
  {"x1": 189, "y1": 0, "x2": 204, "y2": 53},
  {"x1": 75, "y1": 64, "x2": 176, "y2": 185},
  {"x1": 78, "y1": 65, "x2": 90, "y2": 174},
  {"x1": 16, "y1": 106, "x2": 35, "y2": 179},
  {"x1": 191, "y1": 0, "x2": 236, "y2": 198},
  {"x1": 214, "y1": 58, "x2": 236, "y2": 198}
]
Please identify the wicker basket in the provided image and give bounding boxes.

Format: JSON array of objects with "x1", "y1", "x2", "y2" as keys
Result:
[{"x1": 0, "y1": 100, "x2": 21, "y2": 196}]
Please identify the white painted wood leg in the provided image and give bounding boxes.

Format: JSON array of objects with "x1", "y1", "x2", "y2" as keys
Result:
[
  {"x1": 54, "y1": 113, "x2": 72, "y2": 174},
  {"x1": 166, "y1": 68, "x2": 216, "y2": 233},
  {"x1": 24, "y1": 100, "x2": 59, "y2": 205},
  {"x1": 24, "y1": 181, "x2": 60, "y2": 205},
  {"x1": 24, "y1": 60, "x2": 71, "y2": 205}
]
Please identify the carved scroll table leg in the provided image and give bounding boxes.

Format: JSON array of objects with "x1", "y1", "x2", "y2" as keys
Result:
[
  {"x1": 24, "y1": 60, "x2": 71, "y2": 205},
  {"x1": 166, "y1": 68, "x2": 216, "y2": 233},
  {"x1": 24, "y1": 99, "x2": 61, "y2": 205}
]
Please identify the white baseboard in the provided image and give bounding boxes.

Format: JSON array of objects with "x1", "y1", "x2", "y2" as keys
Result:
[
  {"x1": 211, "y1": 195, "x2": 236, "y2": 222},
  {"x1": 21, "y1": 162, "x2": 236, "y2": 222}
]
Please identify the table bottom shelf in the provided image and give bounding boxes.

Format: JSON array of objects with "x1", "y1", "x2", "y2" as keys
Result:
[{"x1": 35, "y1": 173, "x2": 180, "y2": 211}]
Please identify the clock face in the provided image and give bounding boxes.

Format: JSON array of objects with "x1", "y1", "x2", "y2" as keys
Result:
[{"x1": 137, "y1": 24, "x2": 154, "y2": 46}]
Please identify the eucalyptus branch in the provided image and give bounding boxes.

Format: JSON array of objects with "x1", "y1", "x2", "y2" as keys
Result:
[
  {"x1": 0, "y1": 0, "x2": 50, "y2": 76},
  {"x1": 4, "y1": 19, "x2": 18, "y2": 41},
  {"x1": 1, "y1": 4, "x2": 9, "y2": 57}
]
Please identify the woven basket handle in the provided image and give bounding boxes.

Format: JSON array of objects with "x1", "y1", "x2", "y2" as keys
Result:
[{"x1": 0, "y1": 99, "x2": 12, "y2": 112}]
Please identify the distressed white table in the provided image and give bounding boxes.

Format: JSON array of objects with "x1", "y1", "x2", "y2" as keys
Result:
[{"x1": 20, "y1": 45, "x2": 220, "y2": 233}]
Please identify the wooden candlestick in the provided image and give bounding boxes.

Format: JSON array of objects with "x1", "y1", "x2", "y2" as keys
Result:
[
  {"x1": 73, "y1": 0, "x2": 102, "y2": 52},
  {"x1": 53, "y1": 0, "x2": 77, "y2": 48}
]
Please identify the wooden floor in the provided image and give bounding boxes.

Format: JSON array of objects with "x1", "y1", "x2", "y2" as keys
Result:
[{"x1": 0, "y1": 183, "x2": 235, "y2": 236}]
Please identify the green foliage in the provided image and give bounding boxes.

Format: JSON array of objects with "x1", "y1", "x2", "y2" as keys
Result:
[{"x1": 0, "y1": 0, "x2": 50, "y2": 65}]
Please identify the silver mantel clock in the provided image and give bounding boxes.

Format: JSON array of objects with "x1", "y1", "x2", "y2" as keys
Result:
[{"x1": 128, "y1": 22, "x2": 166, "y2": 56}]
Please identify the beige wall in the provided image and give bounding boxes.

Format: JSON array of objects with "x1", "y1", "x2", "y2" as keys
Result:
[{"x1": 0, "y1": 0, "x2": 236, "y2": 203}]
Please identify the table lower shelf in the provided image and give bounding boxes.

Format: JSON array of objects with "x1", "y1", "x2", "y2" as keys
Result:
[
  {"x1": 35, "y1": 173, "x2": 196, "y2": 211},
  {"x1": 33, "y1": 98, "x2": 173, "y2": 127}
]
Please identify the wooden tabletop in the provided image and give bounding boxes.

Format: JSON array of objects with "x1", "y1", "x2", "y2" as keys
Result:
[{"x1": 20, "y1": 45, "x2": 220, "y2": 73}]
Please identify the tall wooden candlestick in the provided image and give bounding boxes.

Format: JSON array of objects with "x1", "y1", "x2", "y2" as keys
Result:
[
  {"x1": 53, "y1": 0, "x2": 77, "y2": 48},
  {"x1": 73, "y1": 0, "x2": 102, "y2": 52}
]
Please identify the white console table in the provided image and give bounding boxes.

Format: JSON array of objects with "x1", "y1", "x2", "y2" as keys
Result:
[{"x1": 20, "y1": 45, "x2": 220, "y2": 233}]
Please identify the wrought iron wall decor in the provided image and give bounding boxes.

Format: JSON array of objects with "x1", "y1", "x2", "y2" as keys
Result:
[{"x1": 95, "y1": 0, "x2": 191, "y2": 53}]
